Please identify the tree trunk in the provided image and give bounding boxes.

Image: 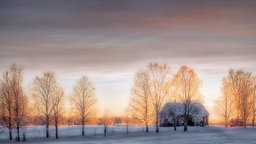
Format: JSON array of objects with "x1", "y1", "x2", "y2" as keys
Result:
[
  {"x1": 82, "y1": 125, "x2": 84, "y2": 136},
  {"x1": 94, "y1": 127, "x2": 96, "y2": 136},
  {"x1": 17, "y1": 123, "x2": 20, "y2": 141},
  {"x1": 46, "y1": 125, "x2": 49, "y2": 138},
  {"x1": 126, "y1": 124, "x2": 128, "y2": 135},
  {"x1": 9, "y1": 115, "x2": 12, "y2": 140},
  {"x1": 174, "y1": 117, "x2": 177, "y2": 131},
  {"x1": 252, "y1": 107, "x2": 255, "y2": 127},
  {"x1": 55, "y1": 121, "x2": 58, "y2": 139},
  {"x1": 225, "y1": 119, "x2": 228, "y2": 128},
  {"x1": 9, "y1": 127, "x2": 12, "y2": 140},
  {"x1": 46, "y1": 115, "x2": 49, "y2": 138},
  {"x1": 155, "y1": 111, "x2": 159, "y2": 133},
  {"x1": 104, "y1": 127, "x2": 107, "y2": 137},
  {"x1": 184, "y1": 120, "x2": 187, "y2": 132},
  {"x1": 55, "y1": 119, "x2": 59, "y2": 139},
  {"x1": 253, "y1": 99, "x2": 255, "y2": 127},
  {"x1": 82, "y1": 117, "x2": 85, "y2": 136},
  {"x1": 146, "y1": 124, "x2": 148, "y2": 133}
]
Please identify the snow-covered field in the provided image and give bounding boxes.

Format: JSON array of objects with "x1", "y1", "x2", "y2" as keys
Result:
[{"x1": 1, "y1": 125, "x2": 256, "y2": 144}]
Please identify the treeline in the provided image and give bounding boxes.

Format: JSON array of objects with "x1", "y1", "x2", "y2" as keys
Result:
[
  {"x1": 2, "y1": 63, "x2": 250, "y2": 141},
  {"x1": 216, "y1": 69, "x2": 256, "y2": 128},
  {"x1": 0, "y1": 63, "x2": 204, "y2": 141},
  {"x1": 0, "y1": 64, "x2": 98, "y2": 141}
]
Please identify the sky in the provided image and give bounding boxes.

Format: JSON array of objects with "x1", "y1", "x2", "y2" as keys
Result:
[{"x1": 1, "y1": 0, "x2": 256, "y2": 118}]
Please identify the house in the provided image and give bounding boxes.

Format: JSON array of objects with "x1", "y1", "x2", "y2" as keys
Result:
[{"x1": 160, "y1": 102, "x2": 209, "y2": 127}]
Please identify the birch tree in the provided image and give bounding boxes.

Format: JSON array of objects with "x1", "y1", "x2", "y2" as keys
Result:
[
  {"x1": 172, "y1": 66, "x2": 202, "y2": 131},
  {"x1": 10, "y1": 64, "x2": 27, "y2": 141},
  {"x1": 216, "y1": 78, "x2": 233, "y2": 128},
  {"x1": 31, "y1": 71, "x2": 60, "y2": 138},
  {"x1": 0, "y1": 69, "x2": 14, "y2": 140},
  {"x1": 225, "y1": 69, "x2": 253, "y2": 127},
  {"x1": 71, "y1": 75, "x2": 97, "y2": 136},
  {"x1": 239, "y1": 72, "x2": 253, "y2": 127},
  {"x1": 130, "y1": 70, "x2": 151, "y2": 132},
  {"x1": 53, "y1": 87, "x2": 64, "y2": 139},
  {"x1": 147, "y1": 63, "x2": 172, "y2": 133},
  {"x1": 0, "y1": 64, "x2": 27, "y2": 141},
  {"x1": 102, "y1": 110, "x2": 112, "y2": 137}
]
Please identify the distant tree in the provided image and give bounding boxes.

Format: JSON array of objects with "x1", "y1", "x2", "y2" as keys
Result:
[
  {"x1": 53, "y1": 87, "x2": 64, "y2": 139},
  {"x1": 172, "y1": 66, "x2": 202, "y2": 131},
  {"x1": 125, "y1": 114, "x2": 129, "y2": 135},
  {"x1": 130, "y1": 70, "x2": 151, "y2": 133},
  {"x1": 0, "y1": 64, "x2": 27, "y2": 141},
  {"x1": 102, "y1": 110, "x2": 112, "y2": 137},
  {"x1": 31, "y1": 71, "x2": 60, "y2": 138},
  {"x1": 216, "y1": 78, "x2": 233, "y2": 128},
  {"x1": 124, "y1": 105, "x2": 132, "y2": 135},
  {"x1": 71, "y1": 76, "x2": 97, "y2": 136},
  {"x1": 147, "y1": 63, "x2": 172, "y2": 133}
]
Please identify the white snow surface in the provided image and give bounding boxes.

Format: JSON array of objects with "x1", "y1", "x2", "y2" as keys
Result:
[{"x1": 1, "y1": 125, "x2": 256, "y2": 144}]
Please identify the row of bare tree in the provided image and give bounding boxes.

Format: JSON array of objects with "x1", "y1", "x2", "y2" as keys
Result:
[
  {"x1": 129, "y1": 63, "x2": 202, "y2": 132},
  {"x1": 0, "y1": 63, "x2": 203, "y2": 141},
  {"x1": 0, "y1": 64, "x2": 97, "y2": 140},
  {"x1": 216, "y1": 69, "x2": 256, "y2": 128}
]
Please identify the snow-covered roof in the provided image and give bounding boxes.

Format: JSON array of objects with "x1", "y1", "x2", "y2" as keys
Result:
[{"x1": 160, "y1": 102, "x2": 209, "y2": 116}]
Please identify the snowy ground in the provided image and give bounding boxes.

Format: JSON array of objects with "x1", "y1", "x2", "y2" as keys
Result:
[{"x1": 1, "y1": 125, "x2": 256, "y2": 144}]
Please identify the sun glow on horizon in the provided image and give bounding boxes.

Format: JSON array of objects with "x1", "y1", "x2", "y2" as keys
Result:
[{"x1": 21, "y1": 63, "x2": 238, "y2": 118}]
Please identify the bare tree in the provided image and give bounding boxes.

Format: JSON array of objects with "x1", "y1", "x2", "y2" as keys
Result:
[
  {"x1": 102, "y1": 110, "x2": 112, "y2": 137},
  {"x1": 216, "y1": 78, "x2": 233, "y2": 128},
  {"x1": 103, "y1": 111, "x2": 108, "y2": 137},
  {"x1": 53, "y1": 87, "x2": 64, "y2": 139},
  {"x1": 31, "y1": 71, "x2": 60, "y2": 138},
  {"x1": 10, "y1": 64, "x2": 27, "y2": 141},
  {"x1": 0, "y1": 67, "x2": 14, "y2": 140},
  {"x1": 225, "y1": 69, "x2": 253, "y2": 127},
  {"x1": 124, "y1": 104, "x2": 133, "y2": 135},
  {"x1": 147, "y1": 63, "x2": 172, "y2": 133},
  {"x1": 125, "y1": 114, "x2": 129, "y2": 135},
  {"x1": 130, "y1": 70, "x2": 151, "y2": 133},
  {"x1": 71, "y1": 76, "x2": 97, "y2": 136},
  {"x1": 0, "y1": 64, "x2": 27, "y2": 141},
  {"x1": 239, "y1": 72, "x2": 253, "y2": 127},
  {"x1": 172, "y1": 66, "x2": 202, "y2": 131}
]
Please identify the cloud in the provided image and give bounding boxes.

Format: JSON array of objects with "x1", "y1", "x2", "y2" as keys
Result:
[
  {"x1": 1, "y1": 0, "x2": 256, "y2": 34},
  {"x1": 1, "y1": 0, "x2": 256, "y2": 76}
]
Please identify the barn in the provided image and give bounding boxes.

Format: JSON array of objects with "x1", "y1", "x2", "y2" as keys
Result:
[{"x1": 160, "y1": 102, "x2": 209, "y2": 127}]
